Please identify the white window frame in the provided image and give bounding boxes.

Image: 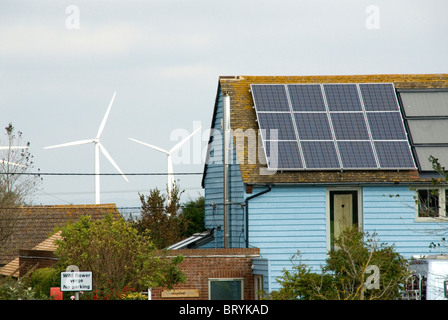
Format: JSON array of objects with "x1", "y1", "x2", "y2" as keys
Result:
[
  {"x1": 415, "y1": 187, "x2": 448, "y2": 222},
  {"x1": 208, "y1": 278, "x2": 244, "y2": 300}
]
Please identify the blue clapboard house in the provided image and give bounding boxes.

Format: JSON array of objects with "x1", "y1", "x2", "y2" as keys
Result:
[{"x1": 199, "y1": 74, "x2": 448, "y2": 294}]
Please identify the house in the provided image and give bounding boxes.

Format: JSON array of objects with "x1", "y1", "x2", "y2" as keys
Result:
[
  {"x1": 200, "y1": 74, "x2": 448, "y2": 294},
  {"x1": 0, "y1": 204, "x2": 120, "y2": 277}
]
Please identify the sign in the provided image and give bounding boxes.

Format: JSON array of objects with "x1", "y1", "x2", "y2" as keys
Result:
[
  {"x1": 60, "y1": 271, "x2": 93, "y2": 292},
  {"x1": 162, "y1": 289, "x2": 199, "y2": 298}
]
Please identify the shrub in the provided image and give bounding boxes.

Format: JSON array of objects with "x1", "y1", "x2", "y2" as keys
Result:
[
  {"x1": 271, "y1": 227, "x2": 409, "y2": 300},
  {"x1": 30, "y1": 267, "x2": 61, "y2": 299}
]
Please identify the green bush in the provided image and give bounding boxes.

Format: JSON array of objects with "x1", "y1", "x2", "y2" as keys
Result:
[
  {"x1": 270, "y1": 227, "x2": 409, "y2": 300},
  {"x1": 0, "y1": 276, "x2": 37, "y2": 300},
  {"x1": 30, "y1": 267, "x2": 61, "y2": 299}
]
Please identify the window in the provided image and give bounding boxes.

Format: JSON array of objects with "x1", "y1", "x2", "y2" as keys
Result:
[
  {"x1": 208, "y1": 278, "x2": 244, "y2": 300},
  {"x1": 417, "y1": 189, "x2": 439, "y2": 218},
  {"x1": 416, "y1": 188, "x2": 448, "y2": 219}
]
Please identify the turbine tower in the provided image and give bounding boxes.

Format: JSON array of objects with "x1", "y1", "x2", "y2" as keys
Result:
[
  {"x1": 129, "y1": 126, "x2": 201, "y2": 195},
  {"x1": 44, "y1": 92, "x2": 128, "y2": 204},
  {"x1": 0, "y1": 146, "x2": 29, "y2": 167}
]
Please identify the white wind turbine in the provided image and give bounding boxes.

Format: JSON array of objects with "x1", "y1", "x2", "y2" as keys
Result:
[
  {"x1": 44, "y1": 92, "x2": 128, "y2": 204},
  {"x1": 0, "y1": 146, "x2": 29, "y2": 168},
  {"x1": 129, "y1": 126, "x2": 201, "y2": 195}
]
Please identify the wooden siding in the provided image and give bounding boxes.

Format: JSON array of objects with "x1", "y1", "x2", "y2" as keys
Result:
[
  {"x1": 363, "y1": 186, "x2": 448, "y2": 258},
  {"x1": 246, "y1": 185, "x2": 448, "y2": 293},
  {"x1": 252, "y1": 258, "x2": 270, "y2": 293},
  {"x1": 247, "y1": 186, "x2": 328, "y2": 292},
  {"x1": 203, "y1": 90, "x2": 246, "y2": 248}
]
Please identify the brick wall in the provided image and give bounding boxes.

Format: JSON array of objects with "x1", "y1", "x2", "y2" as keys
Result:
[
  {"x1": 18, "y1": 249, "x2": 58, "y2": 277},
  {"x1": 152, "y1": 248, "x2": 260, "y2": 300}
]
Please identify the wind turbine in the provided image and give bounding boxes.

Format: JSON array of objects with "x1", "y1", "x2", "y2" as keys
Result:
[
  {"x1": 44, "y1": 92, "x2": 128, "y2": 204},
  {"x1": 0, "y1": 146, "x2": 29, "y2": 167},
  {"x1": 129, "y1": 126, "x2": 201, "y2": 195}
]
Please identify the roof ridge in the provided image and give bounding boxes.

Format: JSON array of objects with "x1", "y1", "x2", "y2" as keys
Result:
[{"x1": 19, "y1": 203, "x2": 118, "y2": 209}]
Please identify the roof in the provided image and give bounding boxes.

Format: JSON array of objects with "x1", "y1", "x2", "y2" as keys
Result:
[
  {"x1": 0, "y1": 231, "x2": 62, "y2": 277},
  {"x1": 166, "y1": 229, "x2": 214, "y2": 250},
  {"x1": 206, "y1": 74, "x2": 448, "y2": 186},
  {"x1": 0, "y1": 204, "x2": 120, "y2": 268}
]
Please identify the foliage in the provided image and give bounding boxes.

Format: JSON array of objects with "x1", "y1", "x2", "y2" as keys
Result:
[
  {"x1": 0, "y1": 123, "x2": 42, "y2": 252},
  {"x1": 120, "y1": 291, "x2": 148, "y2": 300},
  {"x1": 179, "y1": 195, "x2": 205, "y2": 238},
  {"x1": 270, "y1": 227, "x2": 409, "y2": 300},
  {"x1": 29, "y1": 267, "x2": 61, "y2": 299},
  {"x1": 54, "y1": 214, "x2": 185, "y2": 300},
  {"x1": 136, "y1": 182, "x2": 190, "y2": 249},
  {"x1": 0, "y1": 276, "x2": 38, "y2": 300}
]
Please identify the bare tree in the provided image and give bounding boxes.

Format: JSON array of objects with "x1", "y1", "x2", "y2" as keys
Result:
[{"x1": 0, "y1": 123, "x2": 42, "y2": 252}]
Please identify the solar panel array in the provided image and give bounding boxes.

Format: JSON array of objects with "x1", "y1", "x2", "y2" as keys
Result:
[{"x1": 251, "y1": 83, "x2": 416, "y2": 171}]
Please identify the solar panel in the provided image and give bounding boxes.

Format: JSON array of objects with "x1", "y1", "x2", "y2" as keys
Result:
[
  {"x1": 250, "y1": 83, "x2": 416, "y2": 171},
  {"x1": 301, "y1": 141, "x2": 340, "y2": 169},
  {"x1": 374, "y1": 141, "x2": 415, "y2": 168},
  {"x1": 330, "y1": 113, "x2": 370, "y2": 140},
  {"x1": 256, "y1": 113, "x2": 296, "y2": 140},
  {"x1": 359, "y1": 83, "x2": 399, "y2": 111},
  {"x1": 337, "y1": 141, "x2": 377, "y2": 169},
  {"x1": 367, "y1": 112, "x2": 407, "y2": 140},
  {"x1": 323, "y1": 84, "x2": 362, "y2": 111},
  {"x1": 288, "y1": 84, "x2": 326, "y2": 111},
  {"x1": 251, "y1": 84, "x2": 290, "y2": 112},
  {"x1": 264, "y1": 141, "x2": 303, "y2": 169},
  {"x1": 293, "y1": 113, "x2": 332, "y2": 140}
]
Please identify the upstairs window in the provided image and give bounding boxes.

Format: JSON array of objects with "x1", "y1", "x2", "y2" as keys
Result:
[{"x1": 416, "y1": 188, "x2": 448, "y2": 220}]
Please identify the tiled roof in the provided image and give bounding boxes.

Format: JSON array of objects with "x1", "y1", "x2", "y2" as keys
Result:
[
  {"x1": 0, "y1": 231, "x2": 62, "y2": 277},
  {"x1": 216, "y1": 74, "x2": 448, "y2": 185},
  {"x1": 0, "y1": 204, "x2": 120, "y2": 268}
]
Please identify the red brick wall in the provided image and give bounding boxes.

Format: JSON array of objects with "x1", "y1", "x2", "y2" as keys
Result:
[
  {"x1": 18, "y1": 249, "x2": 58, "y2": 277},
  {"x1": 152, "y1": 248, "x2": 260, "y2": 300}
]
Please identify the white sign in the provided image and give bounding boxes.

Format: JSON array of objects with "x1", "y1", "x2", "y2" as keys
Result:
[{"x1": 60, "y1": 271, "x2": 93, "y2": 291}]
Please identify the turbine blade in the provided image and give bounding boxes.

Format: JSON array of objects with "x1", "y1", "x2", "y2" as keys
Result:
[
  {"x1": 44, "y1": 139, "x2": 94, "y2": 149},
  {"x1": 0, "y1": 146, "x2": 29, "y2": 150},
  {"x1": 169, "y1": 126, "x2": 201, "y2": 153},
  {"x1": 96, "y1": 91, "x2": 116, "y2": 138},
  {"x1": 98, "y1": 143, "x2": 129, "y2": 182},
  {"x1": 167, "y1": 155, "x2": 174, "y2": 188},
  {"x1": 128, "y1": 138, "x2": 169, "y2": 154},
  {"x1": 0, "y1": 160, "x2": 27, "y2": 168}
]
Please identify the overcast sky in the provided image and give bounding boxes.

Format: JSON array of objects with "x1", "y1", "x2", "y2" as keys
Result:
[{"x1": 1, "y1": 0, "x2": 447, "y2": 214}]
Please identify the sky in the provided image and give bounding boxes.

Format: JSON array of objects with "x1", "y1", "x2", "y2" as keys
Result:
[{"x1": 1, "y1": 0, "x2": 447, "y2": 216}]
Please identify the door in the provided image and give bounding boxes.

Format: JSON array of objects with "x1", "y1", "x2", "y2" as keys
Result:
[
  {"x1": 329, "y1": 190, "x2": 359, "y2": 250},
  {"x1": 334, "y1": 194, "x2": 353, "y2": 241}
]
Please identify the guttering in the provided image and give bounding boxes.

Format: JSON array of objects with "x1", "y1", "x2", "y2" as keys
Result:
[
  {"x1": 245, "y1": 185, "x2": 272, "y2": 248},
  {"x1": 247, "y1": 180, "x2": 444, "y2": 187}
]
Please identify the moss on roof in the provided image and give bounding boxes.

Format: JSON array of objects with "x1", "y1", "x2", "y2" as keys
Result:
[{"x1": 216, "y1": 74, "x2": 448, "y2": 185}]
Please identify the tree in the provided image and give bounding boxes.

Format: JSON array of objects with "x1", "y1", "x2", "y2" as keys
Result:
[
  {"x1": 54, "y1": 214, "x2": 185, "y2": 300},
  {"x1": 270, "y1": 227, "x2": 409, "y2": 300},
  {"x1": 0, "y1": 123, "x2": 41, "y2": 204},
  {"x1": 136, "y1": 182, "x2": 189, "y2": 249},
  {"x1": 0, "y1": 123, "x2": 42, "y2": 252},
  {"x1": 179, "y1": 195, "x2": 205, "y2": 238}
]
